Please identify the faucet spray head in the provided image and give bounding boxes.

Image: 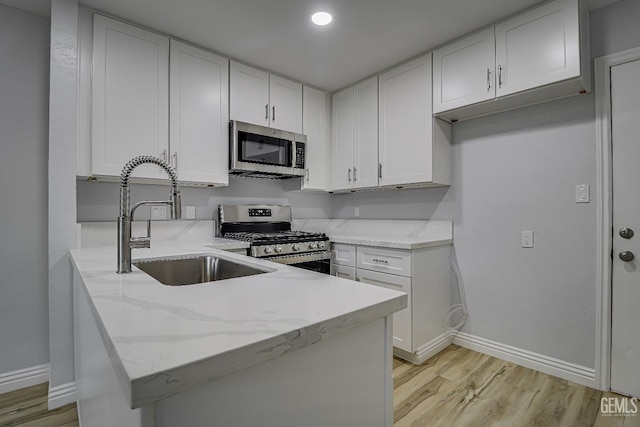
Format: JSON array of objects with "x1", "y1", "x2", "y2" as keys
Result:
[{"x1": 170, "y1": 190, "x2": 182, "y2": 219}]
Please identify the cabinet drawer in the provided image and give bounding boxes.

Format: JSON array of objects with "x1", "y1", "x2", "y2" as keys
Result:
[
  {"x1": 331, "y1": 264, "x2": 356, "y2": 281},
  {"x1": 357, "y1": 247, "x2": 411, "y2": 277},
  {"x1": 332, "y1": 244, "x2": 356, "y2": 267}
]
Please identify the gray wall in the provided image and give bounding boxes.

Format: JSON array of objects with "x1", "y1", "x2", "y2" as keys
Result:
[
  {"x1": 77, "y1": 177, "x2": 332, "y2": 222},
  {"x1": 330, "y1": 0, "x2": 640, "y2": 369},
  {"x1": 0, "y1": 5, "x2": 50, "y2": 374}
]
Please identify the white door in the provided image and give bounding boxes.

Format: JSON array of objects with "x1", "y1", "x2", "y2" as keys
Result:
[
  {"x1": 495, "y1": 0, "x2": 580, "y2": 97},
  {"x1": 610, "y1": 58, "x2": 640, "y2": 398},
  {"x1": 269, "y1": 75, "x2": 303, "y2": 133},
  {"x1": 379, "y1": 54, "x2": 433, "y2": 187},
  {"x1": 331, "y1": 88, "x2": 354, "y2": 191},
  {"x1": 353, "y1": 76, "x2": 379, "y2": 189},
  {"x1": 433, "y1": 28, "x2": 495, "y2": 113},
  {"x1": 302, "y1": 86, "x2": 329, "y2": 190},
  {"x1": 169, "y1": 40, "x2": 228, "y2": 185},
  {"x1": 91, "y1": 15, "x2": 169, "y2": 179},
  {"x1": 230, "y1": 61, "x2": 270, "y2": 127}
]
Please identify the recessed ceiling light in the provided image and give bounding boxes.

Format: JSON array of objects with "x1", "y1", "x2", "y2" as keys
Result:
[{"x1": 311, "y1": 12, "x2": 333, "y2": 26}]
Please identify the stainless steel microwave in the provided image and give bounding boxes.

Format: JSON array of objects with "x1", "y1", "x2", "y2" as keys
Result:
[{"x1": 229, "y1": 121, "x2": 306, "y2": 179}]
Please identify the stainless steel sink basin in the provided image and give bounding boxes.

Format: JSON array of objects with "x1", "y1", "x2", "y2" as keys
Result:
[{"x1": 134, "y1": 255, "x2": 269, "y2": 286}]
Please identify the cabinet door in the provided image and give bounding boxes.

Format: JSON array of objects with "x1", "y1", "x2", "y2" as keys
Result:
[
  {"x1": 332, "y1": 243, "x2": 357, "y2": 267},
  {"x1": 353, "y1": 76, "x2": 379, "y2": 189},
  {"x1": 230, "y1": 61, "x2": 270, "y2": 127},
  {"x1": 495, "y1": 0, "x2": 580, "y2": 97},
  {"x1": 357, "y1": 269, "x2": 412, "y2": 352},
  {"x1": 170, "y1": 40, "x2": 229, "y2": 185},
  {"x1": 269, "y1": 75, "x2": 303, "y2": 133},
  {"x1": 331, "y1": 87, "x2": 355, "y2": 191},
  {"x1": 302, "y1": 86, "x2": 330, "y2": 190},
  {"x1": 92, "y1": 15, "x2": 169, "y2": 179},
  {"x1": 379, "y1": 54, "x2": 434, "y2": 187},
  {"x1": 331, "y1": 264, "x2": 356, "y2": 280},
  {"x1": 433, "y1": 28, "x2": 495, "y2": 113}
]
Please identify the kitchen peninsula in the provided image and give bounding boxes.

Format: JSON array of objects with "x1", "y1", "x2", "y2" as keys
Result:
[{"x1": 71, "y1": 241, "x2": 406, "y2": 426}]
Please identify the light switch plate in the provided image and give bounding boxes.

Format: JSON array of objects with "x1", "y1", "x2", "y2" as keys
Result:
[
  {"x1": 522, "y1": 230, "x2": 534, "y2": 248},
  {"x1": 151, "y1": 206, "x2": 167, "y2": 220},
  {"x1": 186, "y1": 205, "x2": 196, "y2": 219},
  {"x1": 576, "y1": 184, "x2": 590, "y2": 203}
]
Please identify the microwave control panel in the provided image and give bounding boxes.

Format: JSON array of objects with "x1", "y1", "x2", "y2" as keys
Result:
[{"x1": 294, "y1": 142, "x2": 305, "y2": 169}]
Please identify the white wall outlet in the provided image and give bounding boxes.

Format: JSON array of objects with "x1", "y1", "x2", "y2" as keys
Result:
[
  {"x1": 575, "y1": 184, "x2": 590, "y2": 203},
  {"x1": 186, "y1": 205, "x2": 196, "y2": 219},
  {"x1": 521, "y1": 230, "x2": 534, "y2": 248},
  {"x1": 354, "y1": 206, "x2": 360, "y2": 217},
  {"x1": 151, "y1": 206, "x2": 167, "y2": 220}
]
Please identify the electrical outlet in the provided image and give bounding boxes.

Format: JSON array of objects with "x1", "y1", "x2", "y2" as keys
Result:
[
  {"x1": 186, "y1": 205, "x2": 196, "y2": 219},
  {"x1": 151, "y1": 206, "x2": 167, "y2": 220},
  {"x1": 521, "y1": 230, "x2": 534, "y2": 248},
  {"x1": 576, "y1": 184, "x2": 590, "y2": 203}
]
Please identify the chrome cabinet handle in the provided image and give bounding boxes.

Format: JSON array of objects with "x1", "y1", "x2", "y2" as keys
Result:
[
  {"x1": 305, "y1": 168, "x2": 309, "y2": 182},
  {"x1": 348, "y1": 168, "x2": 352, "y2": 182},
  {"x1": 619, "y1": 251, "x2": 635, "y2": 262},
  {"x1": 498, "y1": 65, "x2": 503, "y2": 88},
  {"x1": 172, "y1": 152, "x2": 178, "y2": 172},
  {"x1": 353, "y1": 167, "x2": 357, "y2": 182},
  {"x1": 162, "y1": 149, "x2": 167, "y2": 163},
  {"x1": 272, "y1": 105, "x2": 276, "y2": 122},
  {"x1": 265, "y1": 104, "x2": 269, "y2": 121},
  {"x1": 378, "y1": 163, "x2": 382, "y2": 179},
  {"x1": 487, "y1": 68, "x2": 491, "y2": 91}
]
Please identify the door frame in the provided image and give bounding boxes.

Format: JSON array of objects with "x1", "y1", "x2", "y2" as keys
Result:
[{"x1": 594, "y1": 46, "x2": 640, "y2": 391}]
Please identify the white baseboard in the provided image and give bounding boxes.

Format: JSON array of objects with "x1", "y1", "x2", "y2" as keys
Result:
[
  {"x1": 0, "y1": 364, "x2": 49, "y2": 395},
  {"x1": 453, "y1": 331, "x2": 596, "y2": 388},
  {"x1": 394, "y1": 331, "x2": 454, "y2": 365},
  {"x1": 48, "y1": 382, "x2": 77, "y2": 409}
]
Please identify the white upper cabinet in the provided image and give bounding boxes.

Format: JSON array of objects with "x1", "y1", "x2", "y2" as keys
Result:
[
  {"x1": 87, "y1": 15, "x2": 229, "y2": 186},
  {"x1": 91, "y1": 14, "x2": 169, "y2": 180},
  {"x1": 229, "y1": 62, "x2": 270, "y2": 127},
  {"x1": 331, "y1": 87, "x2": 355, "y2": 191},
  {"x1": 433, "y1": 28, "x2": 496, "y2": 114},
  {"x1": 495, "y1": 0, "x2": 580, "y2": 97},
  {"x1": 433, "y1": 0, "x2": 589, "y2": 122},
  {"x1": 331, "y1": 76, "x2": 379, "y2": 192},
  {"x1": 380, "y1": 54, "x2": 451, "y2": 187},
  {"x1": 169, "y1": 40, "x2": 229, "y2": 185},
  {"x1": 352, "y1": 77, "x2": 379, "y2": 189},
  {"x1": 230, "y1": 61, "x2": 302, "y2": 133},
  {"x1": 269, "y1": 75, "x2": 303, "y2": 134},
  {"x1": 300, "y1": 86, "x2": 330, "y2": 191}
]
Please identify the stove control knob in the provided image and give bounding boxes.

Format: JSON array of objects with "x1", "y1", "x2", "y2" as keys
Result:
[
  {"x1": 318, "y1": 241, "x2": 326, "y2": 249},
  {"x1": 292, "y1": 243, "x2": 300, "y2": 251},
  {"x1": 264, "y1": 246, "x2": 274, "y2": 254},
  {"x1": 275, "y1": 245, "x2": 283, "y2": 253},
  {"x1": 309, "y1": 242, "x2": 318, "y2": 250}
]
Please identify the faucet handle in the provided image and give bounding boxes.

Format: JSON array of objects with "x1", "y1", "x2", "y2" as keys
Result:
[{"x1": 130, "y1": 220, "x2": 151, "y2": 249}]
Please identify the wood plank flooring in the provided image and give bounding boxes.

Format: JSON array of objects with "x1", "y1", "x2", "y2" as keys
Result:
[
  {"x1": 394, "y1": 345, "x2": 640, "y2": 427},
  {"x1": 1, "y1": 346, "x2": 638, "y2": 426},
  {"x1": 0, "y1": 383, "x2": 78, "y2": 426}
]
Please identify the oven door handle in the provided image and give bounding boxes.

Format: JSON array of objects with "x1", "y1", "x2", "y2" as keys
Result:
[{"x1": 265, "y1": 251, "x2": 331, "y2": 265}]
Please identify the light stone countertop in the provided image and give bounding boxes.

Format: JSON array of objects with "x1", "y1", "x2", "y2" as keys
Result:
[
  {"x1": 71, "y1": 244, "x2": 407, "y2": 409},
  {"x1": 292, "y1": 219, "x2": 453, "y2": 250}
]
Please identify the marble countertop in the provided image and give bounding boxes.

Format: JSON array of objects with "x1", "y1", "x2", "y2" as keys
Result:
[
  {"x1": 292, "y1": 219, "x2": 453, "y2": 249},
  {"x1": 71, "y1": 244, "x2": 407, "y2": 409}
]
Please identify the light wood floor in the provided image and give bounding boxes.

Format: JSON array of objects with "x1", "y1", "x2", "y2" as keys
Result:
[
  {"x1": 394, "y1": 345, "x2": 640, "y2": 427},
  {"x1": 1, "y1": 346, "x2": 638, "y2": 426},
  {"x1": 0, "y1": 383, "x2": 78, "y2": 427}
]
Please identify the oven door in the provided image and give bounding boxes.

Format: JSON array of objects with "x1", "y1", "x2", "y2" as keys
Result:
[{"x1": 265, "y1": 251, "x2": 331, "y2": 274}]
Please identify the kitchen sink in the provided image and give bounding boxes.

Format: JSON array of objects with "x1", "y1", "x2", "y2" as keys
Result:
[{"x1": 133, "y1": 255, "x2": 270, "y2": 286}]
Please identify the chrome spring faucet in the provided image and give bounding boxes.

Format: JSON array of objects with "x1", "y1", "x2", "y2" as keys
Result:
[{"x1": 117, "y1": 155, "x2": 182, "y2": 273}]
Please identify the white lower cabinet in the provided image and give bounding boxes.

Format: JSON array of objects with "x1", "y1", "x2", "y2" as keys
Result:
[{"x1": 332, "y1": 243, "x2": 451, "y2": 363}]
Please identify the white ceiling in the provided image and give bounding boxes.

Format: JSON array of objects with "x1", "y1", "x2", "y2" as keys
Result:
[{"x1": 1, "y1": 0, "x2": 621, "y2": 91}]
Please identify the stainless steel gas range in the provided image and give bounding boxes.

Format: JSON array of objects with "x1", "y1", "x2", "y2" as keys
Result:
[{"x1": 219, "y1": 205, "x2": 330, "y2": 274}]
